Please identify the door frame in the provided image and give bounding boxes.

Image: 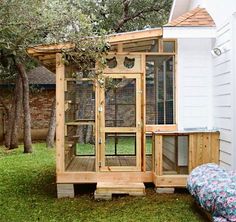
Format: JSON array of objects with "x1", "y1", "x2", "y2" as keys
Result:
[{"x1": 98, "y1": 73, "x2": 142, "y2": 172}]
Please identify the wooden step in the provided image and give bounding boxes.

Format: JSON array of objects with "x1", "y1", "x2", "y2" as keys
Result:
[{"x1": 94, "y1": 182, "x2": 145, "y2": 200}]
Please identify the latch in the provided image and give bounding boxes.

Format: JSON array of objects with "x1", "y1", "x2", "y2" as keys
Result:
[
  {"x1": 98, "y1": 106, "x2": 103, "y2": 112},
  {"x1": 98, "y1": 138, "x2": 102, "y2": 144}
]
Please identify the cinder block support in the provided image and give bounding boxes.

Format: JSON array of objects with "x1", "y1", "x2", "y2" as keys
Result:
[
  {"x1": 57, "y1": 183, "x2": 75, "y2": 198},
  {"x1": 155, "y1": 187, "x2": 175, "y2": 194},
  {"x1": 94, "y1": 191, "x2": 112, "y2": 200}
]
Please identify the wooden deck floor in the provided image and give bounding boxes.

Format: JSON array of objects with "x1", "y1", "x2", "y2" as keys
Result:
[{"x1": 66, "y1": 156, "x2": 152, "y2": 172}]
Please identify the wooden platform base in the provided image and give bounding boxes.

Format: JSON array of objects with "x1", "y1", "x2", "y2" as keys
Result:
[
  {"x1": 94, "y1": 182, "x2": 145, "y2": 200},
  {"x1": 66, "y1": 156, "x2": 152, "y2": 172}
]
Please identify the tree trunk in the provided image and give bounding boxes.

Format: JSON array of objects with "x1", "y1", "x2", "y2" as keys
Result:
[
  {"x1": 9, "y1": 74, "x2": 22, "y2": 149},
  {"x1": 16, "y1": 63, "x2": 32, "y2": 153},
  {"x1": 0, "y1": 96, "x2": 12, "y2": 148},
  {"x1": 46, "y1": 97, "x2": 56, "y2": 148}
]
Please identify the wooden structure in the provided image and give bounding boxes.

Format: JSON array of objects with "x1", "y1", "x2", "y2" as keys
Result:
[{"x1": 27, "y1": 28, "x2": 220, "y2": 198}]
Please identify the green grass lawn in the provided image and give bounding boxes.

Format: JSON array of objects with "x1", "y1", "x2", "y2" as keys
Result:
[{"x1": 0, "y1": 143, "x2": 208, "y2": 222}]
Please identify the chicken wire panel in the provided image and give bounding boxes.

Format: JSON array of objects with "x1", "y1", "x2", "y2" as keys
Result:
[
  {"x1": 105, "y1": 78, "x2": 136, "y2": 127},
  {"x1": 65, "y1": 80, "x2": 95, "y2": 123},
  {"x1": 105, "y1": 133, "x2": 136, "y2": 166},
  {"x1": 146, "y1": 56, "x2": 174, "y2": 125},
  {"x1": 66, "y1": 125, "x2": 95, "y2": 156}
]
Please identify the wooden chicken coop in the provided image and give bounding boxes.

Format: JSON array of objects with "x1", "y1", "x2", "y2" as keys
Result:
[{"x1": 27, "y1": 28, "x2": 219, "y2": 199}]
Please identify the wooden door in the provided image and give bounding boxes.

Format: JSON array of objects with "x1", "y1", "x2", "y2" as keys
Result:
[{"x1": 98, "y1": 74, "x2": 142, "y2": 171}]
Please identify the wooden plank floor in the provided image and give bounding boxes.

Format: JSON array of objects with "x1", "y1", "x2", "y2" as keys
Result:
[
  {"x1": 66, "y1": 156, "x2": 95, "y2": 172},
  {"x1": 66, "y1": 156, "x2": 152, "y2": 172}
]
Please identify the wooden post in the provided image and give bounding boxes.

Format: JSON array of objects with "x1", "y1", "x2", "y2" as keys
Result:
[
  {"x1": 141, "y1": 54, "x2": 146, "y2": 171},
  {"x1": 156, "y1": 135, "x2": 163, "y2": 176},
  {"x1": 56, "y1": 53, "x2": 65, "y2": 174}
]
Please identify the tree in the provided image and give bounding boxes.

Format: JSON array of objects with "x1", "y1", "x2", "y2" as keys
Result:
[
  {"x1": 0, "y1": 0, "x2": 172, "y2": 151},
  {"x1": 46, "y1": 97, "x2": 56, "y2": 148},
  {"x1": 9, "y1": 75, "x2": 22, "y2": 149},
  {"x1": 79, "y1": 0, "x2": 172, "y2": 33},
  {"x1": 0, "y1": 0, "x2": 106, "y2": 152}
]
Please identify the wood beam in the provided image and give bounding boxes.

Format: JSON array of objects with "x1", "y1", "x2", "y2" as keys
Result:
[
  {"x1": 108, "y1": 28, "x2": 162, "y2": 43},
  {"x1": 27, "y1": 42, "x2": 75, "y2": 55}
]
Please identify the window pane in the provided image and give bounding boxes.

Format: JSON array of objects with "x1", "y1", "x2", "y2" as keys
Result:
[{"x1": 146, "y1": 56, "x2": 174, "y2": 125}]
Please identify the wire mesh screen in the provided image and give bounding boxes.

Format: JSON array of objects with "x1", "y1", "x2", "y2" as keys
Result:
[
  {"x1": 146, "y1": 56, "x2": 174, "y2": 125},
  {"x1": 105, "y1": 78, "x2": 136, "y2": 127},
  {"x1": 65, "y1": 80, "x2": 95, "y2": 123},
  {"x1": 105, "y1": 133, "x2": 136, "y2": 167},
  {"x1": 65, "y1": 124, "x2": 95, "y2": 171},
  {"x1": 162, "y1": 136, "x2": 188, "y2": 175},
  {"x1": 66, "y1": 125, "x2": 95, "y2": 156},
  {"x1": 146, "y1": 134, "x2": 152, "y2": 171}
]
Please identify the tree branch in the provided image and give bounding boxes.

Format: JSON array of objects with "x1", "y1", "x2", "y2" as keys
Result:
[{"x1": 114, "y1": 1, "x2": 165, "y2": 32}]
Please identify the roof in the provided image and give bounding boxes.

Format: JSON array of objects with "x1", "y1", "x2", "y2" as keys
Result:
[
  {"x1": 0, "y1": 66, "x2": 55, "y2": 86},
  {"x1": 168, "y1": 0, "x2": 191, "y2": 23},
  {"x1": 165, "y1": 7, "x2": 215, "y2": 27},
  {"x1": 28, "y1": 66, "x2": 55, "y2": 85},
  {"x1": 27, "y1": 28, "x2": 163, "y2": 72}
]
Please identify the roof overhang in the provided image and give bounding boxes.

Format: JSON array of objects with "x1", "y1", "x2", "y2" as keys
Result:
[
  {"x1": 163, "y1": 26, "x2": 216, "y2": 38},
  {"x1": 107, "y1": 28, "x2": 162, "y2": 43},
  {"x1": 168, "y1": 0, "x2": 191, "y2": 23},
  {"x1": 27, "y1": 28, "x2": 163, "y2": 72}
]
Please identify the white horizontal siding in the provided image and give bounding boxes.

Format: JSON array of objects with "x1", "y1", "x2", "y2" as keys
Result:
[
  {"x1": 212, "y1": 18, "x2": 235, "y2": 169},
  {"x1": 178, "y1": 38, "x2": 213, "y2": 129}
]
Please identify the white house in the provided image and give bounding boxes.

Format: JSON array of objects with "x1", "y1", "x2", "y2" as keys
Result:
[{"x1": 165, "y1": 0, "x2": 236, "y2": 170}]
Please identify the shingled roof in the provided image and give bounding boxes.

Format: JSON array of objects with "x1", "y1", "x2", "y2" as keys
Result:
[
  {"x1": 165, "y1": 7, "x2": 215, "y2": 27},
  {"x1": 28, "y1": 66, "x2": 55, "y2": 85}
]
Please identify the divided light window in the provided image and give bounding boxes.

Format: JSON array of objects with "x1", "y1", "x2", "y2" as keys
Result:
[{"x1": 146, "y1": 55, "x2": 175, "y2": 125}]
